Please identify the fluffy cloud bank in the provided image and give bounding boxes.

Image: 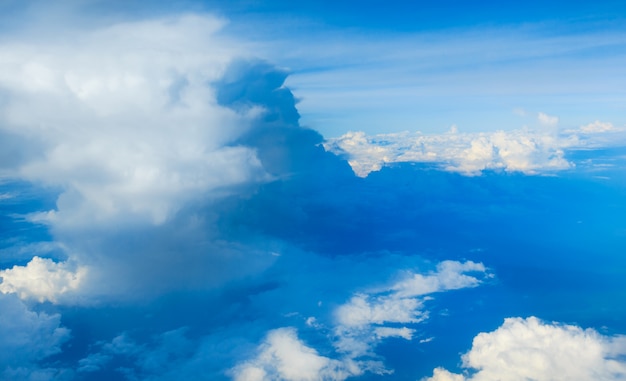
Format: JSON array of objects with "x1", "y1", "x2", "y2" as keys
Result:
[
  {"x1": 325, "y1": 121, "x2": 626, "y2": 177},
  {"x1": 233, "y1": 260, "x2": 490, "y2": 380},
  {"x1": 423, "y1": 316, "x2": 626, "y2": 381}
]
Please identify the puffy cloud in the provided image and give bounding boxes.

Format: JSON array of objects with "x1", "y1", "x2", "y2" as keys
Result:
[
  {"x1": 422, "y1": 316, "x2": 626, "y2": 381},
  {"x1": 0, "y1": 293, "x2": 71, "y2": 377},
  {"x1": 325, "y1": 128, "x2": 576, "y2": 177},
  {"x1": 325, "y1": 121, "x2": 626, "y2": 177},
  {"x1": 232, "y1": 327, "x2": 361, "y2": 381},
  {"x1": 0, "y1": 256, "x2": 87, "y2": 303},
  {"x1": 0, "y1": 14, "x2": 269, "y2": 228}
]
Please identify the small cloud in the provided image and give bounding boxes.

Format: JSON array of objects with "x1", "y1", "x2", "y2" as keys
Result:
[
  {"x1": 0, "y1": 257, "x2": 87, "y2": 303},
  {"x1": 579, "y1": 120, "x2": 616, "y2": 133},
  {"x1": 538, "y1": 112, "x2": 559, "y2": 126}
]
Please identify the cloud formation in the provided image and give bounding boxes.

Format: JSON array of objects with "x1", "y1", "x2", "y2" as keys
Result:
[
  {"x1": 0, "y1": 256, "x2": 86, "y2": 303},
  {"x1": 0, "y1": 15, "x2": 268, "y2": 228},
  {"x1": 0, "y1": 293, "x2": 71, "y2": 379},
  {"x1": 325, "y1": 122, "x2": 626, "y2": 176},
  {"x1": 0, "y1": 15, "x2": 313, "y2": 303},
  {"x1": 232, "y1": 327, "x2": 360, "y2": 381},
  {"x1": 233, "y1": 260, "x2": 490, "y2": 380},
  {"x1": 423, "y1": 316, "x2": 626, "y2": 381}
]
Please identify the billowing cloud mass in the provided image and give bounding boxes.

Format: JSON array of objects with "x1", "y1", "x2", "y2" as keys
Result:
[
  {"x1": 423, "y1": 317, "x2": 626, "y2": 381},
  {"x1": 0, "y1": 15, "x2": 301, "y2": 302},
  {"x1": 0, "y1": 15, "x2": 266, "y2": 228},
  {"x1": 0, "y1": 293, "x2": 71, "y2": 379}
]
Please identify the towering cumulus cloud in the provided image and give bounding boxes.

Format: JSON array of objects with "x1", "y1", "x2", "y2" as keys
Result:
[{"x1": 0, "y1": 15, "x2": 296, "y2": 302}]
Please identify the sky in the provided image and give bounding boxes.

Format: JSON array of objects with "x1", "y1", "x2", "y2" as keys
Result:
[{"x1": 1, "y1": 1, "x2": 626, "y2": 380}]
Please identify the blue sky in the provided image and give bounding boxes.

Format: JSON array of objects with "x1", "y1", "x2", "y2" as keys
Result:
[{"x1": 1, "y1": 1, "x2": 626, "y2": 380}]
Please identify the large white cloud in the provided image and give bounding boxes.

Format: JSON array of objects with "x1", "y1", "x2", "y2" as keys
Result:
[
  {"x1": 0, "y1": 256, "x2": 87, "y2": 303},
  {"x1": 0, "y1": 14, "x2": 268, "y2": 228},
  {"x1": 0, "y1": 14, "x2": 285, "y2": 303},
  {"x1": 422, "y1": 316, "x2": 626, "y2": 381}
]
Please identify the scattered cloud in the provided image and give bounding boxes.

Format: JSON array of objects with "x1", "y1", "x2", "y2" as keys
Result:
[
  {"x1": 233, "y1": 260, "x2": 490, "y2": 380},
  {"x1": 422, "y1": 316, "x2": 626, "y2": 381}
]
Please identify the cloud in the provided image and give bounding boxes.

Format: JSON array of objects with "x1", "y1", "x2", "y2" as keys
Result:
[
  {"x1": 232, "y1": 260, "x2": 490, "y2": 380},
  {"x1": 232, "y1": 327, "x2": 361, "y2": 381},
  {"x1": 579, "y1": 120, "x2": 618, "y2": 134},
  {"x1": 0, "y1": 14, "x2": 269, "y2": 228},
  {"x1": 333, "y1": 261, "x2": 489, "y2": 360},
  {"x1": 326, "y1": 125, "x2": 619, "y2": 176},
  {"x1": 0, "y1": 256, "x2": 87, "y2": 303},
  {"x1": 0, "y1": 293, "x2": 71, "y2": 377},
  {"x1": 0, "y1": 15, "x2": 325, "y2": 303},
  {"x1": 537, "y1": 112, "x2": 559, "y2": 126},
  {"x1": 422, "y1": 316, "x2": 626, "y2": 381}
]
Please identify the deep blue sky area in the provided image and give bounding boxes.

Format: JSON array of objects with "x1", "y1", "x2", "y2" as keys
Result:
[{"x1": 1, "y1": 1, "x2": 626, "y2": 381}]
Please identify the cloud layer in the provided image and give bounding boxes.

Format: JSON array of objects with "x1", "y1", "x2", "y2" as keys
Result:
[{"x1": 325, "y1": 121, "x2": 626, "y2": 177}]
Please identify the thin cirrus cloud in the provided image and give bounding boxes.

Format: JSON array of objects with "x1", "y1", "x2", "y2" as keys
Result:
[{"x1": 264, "y1": 23, "x2": 626, "y2": 136}]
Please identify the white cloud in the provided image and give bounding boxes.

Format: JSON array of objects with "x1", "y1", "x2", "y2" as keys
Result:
[
  {"x1": 232, "y1": 327, "x2": 361, "y2": 381},
  {"x1": 0, "y1": 14, "x2": 286, "y2": 303},
  {"x1": 233, "y1": 260, "x2": 489, "y2": 380},
  {"x1": 579, "y1": 120, "x2": 617, "y2": 133},
  {"x1": 0, "y1": 256, "x2": 87, "y2": 303},
  {"x1": 538, "y1": 112, "x2": 559, "y2": 126},
  {"x1": 391, "y1": 260, "x2": 486, "y2": 298},
  {"x1": 422, "y1": 316, "x2": 626, "y2": 381},
  {"x1": 0, "y1": 14, "x2": 268, "y2": 228},
  {"x1": 325, "y1": 126, "x2": 607, "y2": 177},
  {"x1": 332, "y1": 260, "x2": 489, "y2": 361}
]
